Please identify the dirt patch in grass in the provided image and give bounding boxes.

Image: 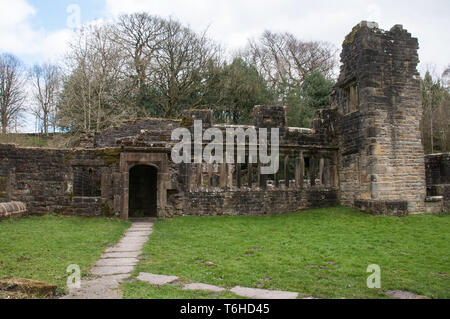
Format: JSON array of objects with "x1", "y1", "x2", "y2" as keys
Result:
[{"x1": 0, "y1": 278, "x2": 57, "y2": 298}]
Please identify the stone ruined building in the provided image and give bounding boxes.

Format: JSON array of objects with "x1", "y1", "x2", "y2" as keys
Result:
[
  {"x1": 330, "y1": 21, "x2": 427, "y2": 214},
  {"x1": 0, "y1": 22, "x2": 448, "y2": 219}
]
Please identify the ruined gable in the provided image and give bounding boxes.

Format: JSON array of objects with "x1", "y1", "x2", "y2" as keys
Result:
[{"x1": 332, "y1": 21, "x2": 426, "y2": 214}]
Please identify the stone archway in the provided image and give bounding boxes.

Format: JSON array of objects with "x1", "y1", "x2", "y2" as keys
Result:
[
  {"x1": 129, "y1": 165, "x2": 158, "y2": 218},
  {"x1": 120, "y1": 151, "x2": 169, "y2": 220}
]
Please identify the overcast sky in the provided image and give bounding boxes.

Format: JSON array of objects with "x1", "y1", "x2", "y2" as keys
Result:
[{"x1": 0, "y1": 0, "x2": 449, "y2": 131}]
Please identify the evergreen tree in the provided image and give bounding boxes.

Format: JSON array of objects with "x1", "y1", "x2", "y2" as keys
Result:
[{"x1": 286, "y1": 71, "x2": 334, "y2": 128}]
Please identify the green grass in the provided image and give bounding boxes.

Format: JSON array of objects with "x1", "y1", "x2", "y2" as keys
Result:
[
  {"x1": 0, "y1": 134, "x2": 50, "y2": 147},
  {"x1": 124, "y1": 207, "x2": 450, "y2": 299},
  {"x1": 122, "y1": 281, "x2": 244, "y2": 299},
  {"x1": 0, "y1": 133, "x2": 78, "y2": 148},
  {"x1": 0, "y1": 215, "x2": 130, "y2": 293}
]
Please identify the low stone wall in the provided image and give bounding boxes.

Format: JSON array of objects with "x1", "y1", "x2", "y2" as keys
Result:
[
  {"x1": 180, "y1": 188, "x2": 339, "y2": 217},
  {"x1": 354, "y1": 200, "x2": 408, "y2": 216},
  {"x1": 0, "y1": 201, "x2": 27, "y2": 219}
]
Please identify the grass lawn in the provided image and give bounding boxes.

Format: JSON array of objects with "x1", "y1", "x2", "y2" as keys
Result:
[
  {"x1": 0, "y1": 215, "x2": 130, "y2": 295},
  {"x1": 122, "y1": 281, "x2": 245, "y2": 299},
  {"x1": 123, "y1": 207, "x2": 450, "y2": 299}
]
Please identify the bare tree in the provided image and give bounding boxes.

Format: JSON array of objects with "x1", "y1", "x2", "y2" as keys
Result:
[
  {"x1": 421, "y1": 70, "x2": 450, "y2": 153},
  {"x1": 243, "y1": 31, "x2": 338, "y2": 100},
  {"x1": 0, "y1": 53, "x2": 26, "y2": 134},
  {"x1": 442, "y1": 64, "x2": 450, "y2": 88},
  {"x1": 59, "y1": 24, "x2": 133, "y2": 132},
  {"x1": 149, "y1": 17, "x2": 222, "y2": 117},
  {"x1": 113, "y1": 13, "x2": 165, "y2": 100},
  {"x1": 30, "y1": 63, "x2": 61, "y2": 134}
]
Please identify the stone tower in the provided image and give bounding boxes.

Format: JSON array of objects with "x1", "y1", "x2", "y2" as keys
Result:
[{"x1": 332, "y1": 21, "x2": 426, "y2": 215}]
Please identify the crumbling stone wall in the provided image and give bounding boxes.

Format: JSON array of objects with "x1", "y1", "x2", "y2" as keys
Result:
[
  {"x1": 0, "y1": 144, "x2": 123, "y2": 217},
  {"x1": 82, "y1": 118, "x2": 180, "y2": 148},
  {"x1": 331, "y1": 21, "x2": 426, "y2": 215},
  {"x1": 165, "y1": 108, "x2": 339, "y2": 217},
  {"x1": 425, "y1": 153, "x2": 450, "y2": 212},
  {"x1": 182, "y1": 189, "x2": 337, "y2": 217}
]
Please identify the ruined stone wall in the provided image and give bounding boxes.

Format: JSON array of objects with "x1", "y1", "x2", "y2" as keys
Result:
[
  {"x1": 332, "y1": 22, "x2": 426, "y2": 215},
  {"x1": 0, "y1": 144, "x2": 122, "y2": 217},
  {"x1": 157, "y1": 108, "x2": 340, "y2": 217},
  {"x1": 181, "y1": 188, "x2": 337, "y2": 217},
  {"x1": 425, "y1": 153, "x2": 450, "y2": 212},
  {"x1": 81, "y1": 118, "x2": 181, "y2": 148}
]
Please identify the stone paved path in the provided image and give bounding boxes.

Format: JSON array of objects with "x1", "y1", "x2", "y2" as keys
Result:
[
  {"x1": 136, "y1": 272, "x2": 300, "y2": 299},
  {"x1": 62, "y1": 218, "x2": 302, "y2": 299},
  {"x1": 61, "y1": 220, "x2": 154, "y2": 299}
]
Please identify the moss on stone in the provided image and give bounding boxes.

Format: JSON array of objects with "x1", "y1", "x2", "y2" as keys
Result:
[
  {"x1": 343, "y1": 24, "x2": 360, "y2": 45},
  {"x1": 180, "y1": 117, "x2": 194, "y2": 128},
  {"x1": 101, "y1": 203, "x2": 114, "y2": 216},
  {"x1": 94, "y1": 148, "x2": 121, "y2": 165},
  {"x1": 64, "y1": 153, "x2": 74, "y2": 163}
]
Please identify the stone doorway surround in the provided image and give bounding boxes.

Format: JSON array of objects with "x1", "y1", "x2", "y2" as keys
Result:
[
  {"x1": 129, "y1": 165, "x2": 158, "y2": 218},
  {"x1": 120, "y1": 150, "x2": 169, "y2": 219}
]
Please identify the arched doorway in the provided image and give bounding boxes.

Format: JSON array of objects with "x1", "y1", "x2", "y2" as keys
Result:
[{"x1": 129, "y1": 165, "x2": 158, "y2": 218}]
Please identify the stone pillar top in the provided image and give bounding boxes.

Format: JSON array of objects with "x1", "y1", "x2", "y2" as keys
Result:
[
  {"x1": 253, "y1": 105, "x2": 287, "y2": 129},
  {"x1": 181, "y1": 109, "x2": 214, "y2": 128}
]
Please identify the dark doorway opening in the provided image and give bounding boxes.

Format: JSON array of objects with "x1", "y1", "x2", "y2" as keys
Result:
[{"x1": 129, "y1": 165, "x2": 158, "y2": 217}]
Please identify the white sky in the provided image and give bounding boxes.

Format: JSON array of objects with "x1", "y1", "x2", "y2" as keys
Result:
[{"x1": 0, "y1": 0, "x2": 449, "y2": 132}]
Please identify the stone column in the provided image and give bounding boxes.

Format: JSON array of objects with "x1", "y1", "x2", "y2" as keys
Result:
[
  {"x1": 284, "y1": 155, "x2": 290, "y2": 188},
  {"x1": 236, "y1": 164, "x2": 241, "y2": 188},
  {"x1": 197, "y1": 164, "x2": 203, "y2": 188},
  {"x1": 296, "y1": 151, "x2": 304, "y2": 189},
  {"x1": 220, "y1": 163, "x2": 227, "y2": 188},
  {"x1": 259, "y1": 163, "x2": 266, "y2": 189},
  {"x1": 247, "y1": 163, "x2": 253, "y2": 188},
  {"x1": 227, "y1": 164, "x2": 233, "y2": 188},
  {"x1": 274, "y1": 170, "x2": 279, "y2": 188},
  {"x1": 186, "y1": 163, "x2": 192, "y2": 191},
  {"x1": 5, "y1": 172, "x2": 12, "y2": 202},
  {"x1": 332, "y1": 152, "x2": 339, "y2": 188},
  {"x1": 310, "y1": 155, "x2": 316, "y2": 187},
  {"x1": 319, "y1": 158, "x2": 325, "y2": 186},
  {"x1": 208, "y1": 163, "x2": 214, "y2": 187}
]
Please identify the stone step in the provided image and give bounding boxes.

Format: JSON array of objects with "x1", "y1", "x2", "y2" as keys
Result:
[
  {"x1": 425, "y1": 196, "x2": 444, "y2": 214},
  {"x1": 137, "y1": 273, "x2": 179, "y2": 286},
  {"x1": 102, "y1": 251, "x2": 141, "y2": 259},
  {"x1": 91, "y1": 266, "x2": 135, "y2": 276},
  {"x1": 95, "y1": 258, "x2": 138, "y2": 267},
  {"x1": 183, "y1": 283, "x2": 225, "y2": 293},
  {"x1": 230, "y1": 286, "x2": 299, "y2": 299}
]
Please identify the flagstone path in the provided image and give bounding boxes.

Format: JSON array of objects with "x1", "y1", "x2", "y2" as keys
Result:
[
  {"x1": 61, "y1": 218, "x2": 303, "y2": 299},
  {"x1": 135, "y1": 272, "x2": 300, "y2": 299},
  {"x1": 61, "y1": 220, "x2": 154, "y2": 299}
]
